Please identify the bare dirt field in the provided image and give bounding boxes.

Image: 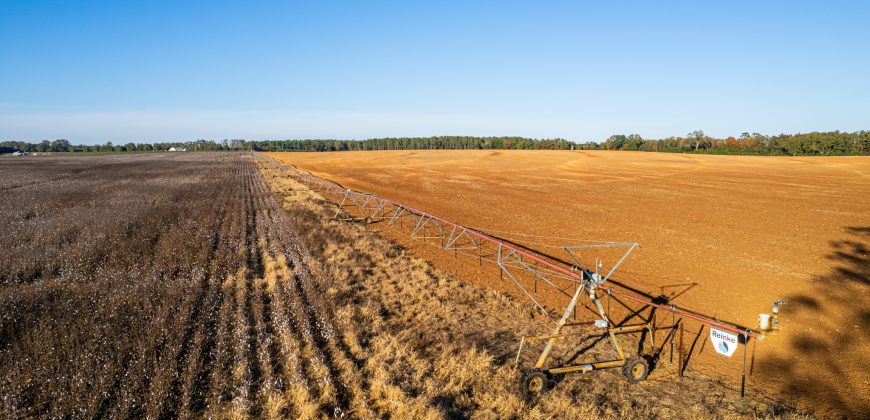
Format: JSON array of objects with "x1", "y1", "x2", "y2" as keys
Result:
[
  {"x1": 266, "y1": 150, "x2": 870, "y2": 417},
  {"x1": 1, "y1": 152, "x2": 803, "y2": 418}
]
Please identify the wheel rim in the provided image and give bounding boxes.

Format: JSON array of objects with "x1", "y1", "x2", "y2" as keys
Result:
[
  {"x1": 528, "y1": 376, "x2": 543, "y2": 393},
  {"x1": 631, "y1": 363, "x2": 644, "y2": 379}
]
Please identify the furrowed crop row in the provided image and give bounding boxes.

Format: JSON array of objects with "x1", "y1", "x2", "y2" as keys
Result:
[{"x1": 3, "y1": 153, "x2": 528, "y2": 418}]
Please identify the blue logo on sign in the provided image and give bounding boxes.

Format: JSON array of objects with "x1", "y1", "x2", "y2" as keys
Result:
[{"x1": 719, "y1": 341, "x2": 729, "y2": 354}]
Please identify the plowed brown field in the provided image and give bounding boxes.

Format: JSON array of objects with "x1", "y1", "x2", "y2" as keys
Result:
[{"x1": 266, "y1": 150, "x2": 870, "y2": 417}]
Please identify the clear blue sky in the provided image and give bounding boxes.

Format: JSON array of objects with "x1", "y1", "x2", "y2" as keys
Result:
[{"x1": 1, "y1": 1, "x2": 868, "y2": 144}]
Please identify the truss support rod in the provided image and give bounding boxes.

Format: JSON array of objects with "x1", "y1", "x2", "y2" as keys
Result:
[
  {"x1": 388, "y1": 207, "x2": 405, "y2": 225},
  {"x1": 592, "y1": 287, "x2": 625, "y2": 359},
  {"x1": 411, "y1": 214, "x2": 429, "y2": 237},
  {"x1": 334, "y1": 190, "x2": 350, "y2": 219},
  {"x1": 498, "y1": 243, "x2": 551, "y2": 319},
  {"x1": 603, "y1": 242, "x2": 637, "y2": 283},
  {"x1": 535, "y1": 281, "x2": 585, "y2": 369},
  {"x1": 445, "y1": 225, "x2": 458, "y2": 249}
]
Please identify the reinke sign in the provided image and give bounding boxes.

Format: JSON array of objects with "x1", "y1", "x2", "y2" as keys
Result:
[{"x1": 710, "y1": 327, "x2": 739, "y2": 357}]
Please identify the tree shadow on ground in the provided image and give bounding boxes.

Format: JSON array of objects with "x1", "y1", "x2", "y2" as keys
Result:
[{"x1": 757, "y1": 226, "x2": 869, "y2": 417}]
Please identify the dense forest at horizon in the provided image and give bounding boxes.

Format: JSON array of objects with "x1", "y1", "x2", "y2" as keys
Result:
[{"x1": 2, "y1": 131, "x2": 868, "y2": 156}]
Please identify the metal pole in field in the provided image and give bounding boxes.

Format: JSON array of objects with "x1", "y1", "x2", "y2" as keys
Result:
[
  {"x1": 499, "y1": 244, "x2": 504, "y2": 284},
  {"x1": 670, "y1": 312, "x2": 674, "y2": 366},
  {"x1": 741, "y1": 333, "x2": 748, "y2": 399},
  {"x1": 651, "y1": 311, "x2": 656, "y2": 355},
  {"x1": 679, "y1": 323, "x2": 684, "y2": 377},
  {"x1": 478, "y1": 242, "x2": 482, "y2": 267}
]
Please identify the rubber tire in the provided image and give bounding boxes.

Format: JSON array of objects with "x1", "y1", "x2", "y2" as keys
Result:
[
  {"x1": 521, "y1": 370, "x2": 549, "y2": 400},
  {"x1": 623, "y1": 357, "x2": 650, "y2": 384}
]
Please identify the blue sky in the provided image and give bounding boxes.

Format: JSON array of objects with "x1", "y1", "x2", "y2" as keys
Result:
[{"x1": 1, "y1": 1, "x2": 868, "y2": 144}]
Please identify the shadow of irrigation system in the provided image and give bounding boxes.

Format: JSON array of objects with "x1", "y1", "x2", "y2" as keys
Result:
[
  {"x1": 257, "y1": 153, "x2": 790, "y2": 401},
  {"x1": 755, "y1": 226, "x2": 869, "y2": 416}
]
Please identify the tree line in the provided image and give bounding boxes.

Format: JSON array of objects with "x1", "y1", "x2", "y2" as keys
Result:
[
  {"x1": 0, "y1": 139, "x2": 231, "y2": 154},
  {"x1": 1, "y1": 136, "x2": 573, "y2": 154},
  {"x1": 2, "y1": 131, "x2": 868, "y2": 156},
  {"x1": 250, "y1": 136, "x2": 574, "y2": 152},
  {"x1": 588, "y1": 130, "x2": 869, "y2": 156}
]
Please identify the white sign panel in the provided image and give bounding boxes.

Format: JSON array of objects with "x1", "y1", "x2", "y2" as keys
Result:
[{"x1": 710, "y1": 327, "x2": 739, "y2": 357}]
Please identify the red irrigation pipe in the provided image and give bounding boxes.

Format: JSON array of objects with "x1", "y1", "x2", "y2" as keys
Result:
[
  {"x1": 602, "y1": 287, "x2": 756, "y2": 337},
  {"x1": 270, "y1": 155, "x2": 758, "y2": 338}
]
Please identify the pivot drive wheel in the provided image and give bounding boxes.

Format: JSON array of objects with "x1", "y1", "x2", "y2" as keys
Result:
[
  {"x1": 521, "y1": 370, "x2": 549, "y2": 400},
  {"x1": 623, "y1": 357, "x2": 649, "y2": 383}
]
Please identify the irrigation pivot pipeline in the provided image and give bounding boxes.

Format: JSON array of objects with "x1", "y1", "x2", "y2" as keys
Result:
[{"x1": 256, "y1": 153, "x2": 787, "y2": 399}]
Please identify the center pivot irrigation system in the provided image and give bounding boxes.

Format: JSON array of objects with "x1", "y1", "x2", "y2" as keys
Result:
[{"x1": 258, "y1": 154, "x2": 787, "y2": 400}]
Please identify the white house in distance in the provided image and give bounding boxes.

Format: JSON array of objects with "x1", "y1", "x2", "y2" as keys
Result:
[{"x1": 167, "y1": 147, "x2": 187, "y2": 152}]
